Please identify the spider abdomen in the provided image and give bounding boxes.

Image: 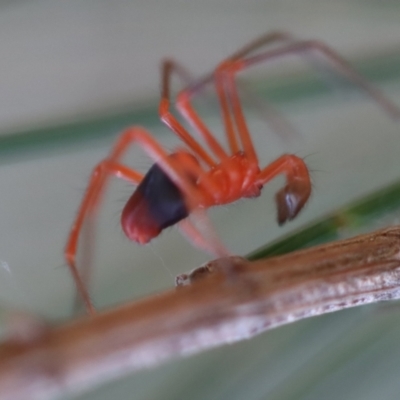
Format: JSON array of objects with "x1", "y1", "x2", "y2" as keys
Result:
[{"x1": 121, "y1": 163, "x2": 188, "y2": 244}]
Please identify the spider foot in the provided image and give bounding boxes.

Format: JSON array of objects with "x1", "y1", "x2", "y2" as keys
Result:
[{"x1": 275, "y1": 178, "x2": 311, "y2": 225}]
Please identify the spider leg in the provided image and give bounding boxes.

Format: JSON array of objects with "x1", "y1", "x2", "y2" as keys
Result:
[
  {"x1": 235, "y1": 80, "x2": 301, "y2": 142},
  {"x1": 65, "y1": 159, "x2": 143, "y2": 315},
  {"x1": 227, "y1": 31, "x2": 295, "y2": 60},
  {"x1": 214, "y1": 60, "x2": 260, "y2": 166},
  {"x1": 168, "y1": 32, "x2": 307, "y2": 159},
  {"x1": 162, "y1": 57, "x2": 287, "y2": 165},
  {"x1": 215, "y1": 38, "x2": 400, "y2": 167},
  {"x1": 159, "y1": 60, "x2": 221, "y2": 166},
  {"x1": 214, "y1": 32, "x2": 299, "y2": 149},
  {"x1": 256, "y1": 154, "x2": 312, "y2": 225},
  {"x1": 188, "y1": 33, "x2": 400, "y2": 165},
  {"x1": 225, "y1": 39, "x2": 400, "y2": 119},
  {"x1": 66, "y1": 127, "x2": 223, "y2": 314},
  {"x1": 177, "y1": 32, "x2": 298, "y2": 158},
  {"x1": 179, "y1": 213, "x2": 230, "y2": 258},
  {"x1": 161, "y1": 60, "x2": 230, "y2": 162}
]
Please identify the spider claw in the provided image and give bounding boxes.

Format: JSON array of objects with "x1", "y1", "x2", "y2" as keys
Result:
[{"x1": 275, "y1": 179, "x2": 311, "y2": 225}]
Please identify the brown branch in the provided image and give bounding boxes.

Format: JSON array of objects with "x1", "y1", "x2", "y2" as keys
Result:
[{"x1": 2, "y1": 227, "x2": 400, "y2": 400}]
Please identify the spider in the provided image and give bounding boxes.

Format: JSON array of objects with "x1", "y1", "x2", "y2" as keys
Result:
[{"x1": 65, "y1": 32, "x2": 400, "y2": 314}]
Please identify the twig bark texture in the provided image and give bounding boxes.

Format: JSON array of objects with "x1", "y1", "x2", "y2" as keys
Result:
[{"x1": 2, "y1": 226, "x2": 400, "y2": 400}]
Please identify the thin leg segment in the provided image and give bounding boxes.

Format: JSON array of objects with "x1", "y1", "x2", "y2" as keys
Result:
[
  {"x1": 65, "y1": 159, "x2": 143, "y2": 315},
  {"x1": 228, "y1": 40, "x2": 400, "y2": 119},
  {"x1": 228, "y1": 31, "x2": 294, "y2": 60},
  {"x1": 214, "y1": 61, "x2": 259, "y2": 166},
  {"x1": 217, "y1": 31, "x2": 297, "y2": 157},
  {"x1": 160, "y1": 60, "x2": 220, "y2": 166},
  {"x1": 179, "y1": 213, "x2": 230, "y2": 258}
]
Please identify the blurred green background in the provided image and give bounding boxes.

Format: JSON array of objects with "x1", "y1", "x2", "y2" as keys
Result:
[{"x1": 0, "y1": 1, "x2": 400, "y2": 399}]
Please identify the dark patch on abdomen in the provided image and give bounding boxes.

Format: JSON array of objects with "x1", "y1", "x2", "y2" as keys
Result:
[{"x1": 131, "y1": 163, "x2": 189, "y2": 230}]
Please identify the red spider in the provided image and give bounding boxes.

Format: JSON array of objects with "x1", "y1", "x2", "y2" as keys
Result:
[{"x1": 65, "y1": 32, "x2": 400, "y2": 314}]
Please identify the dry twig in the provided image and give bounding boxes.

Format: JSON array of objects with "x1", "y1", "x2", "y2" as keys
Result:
[{"x1": 2, "y1": 226, "x2": 400, "y2": 400}]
